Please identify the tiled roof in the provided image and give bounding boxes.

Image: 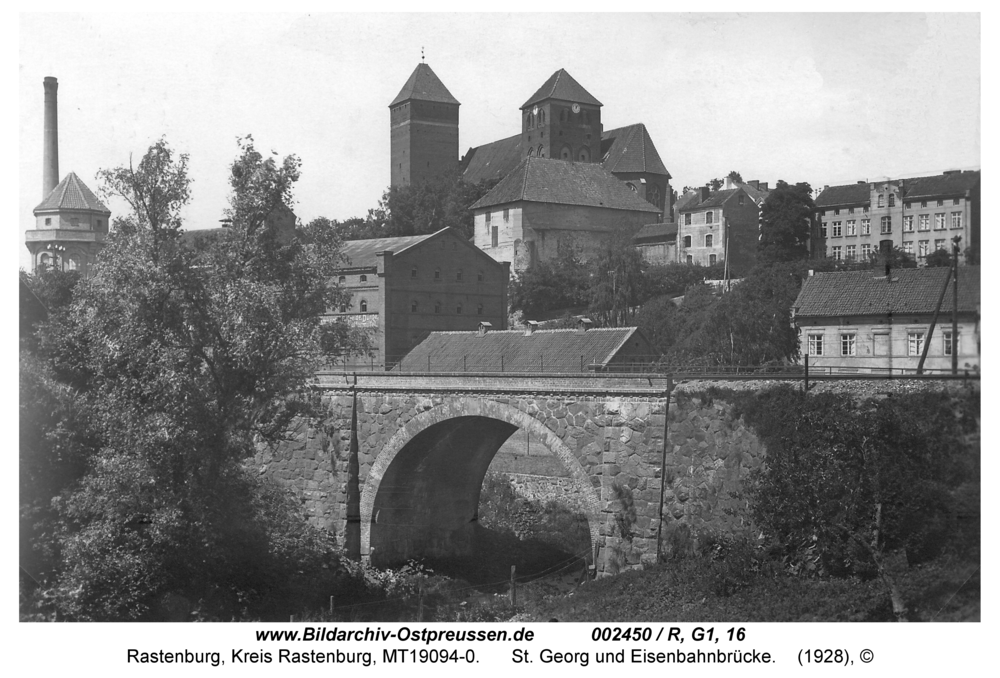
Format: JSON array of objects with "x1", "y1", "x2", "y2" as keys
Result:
[
  {"x1": 814, "y1": 183, "x2": 871, "y2": 208},
  {"x1": 674, "y1": 191, "x2": 701, "y2": 214},
  {"x1": 400, "y1": 327, "x2": 642, "y2": 372},
  {"x1": 34, "y1": 172, "x2": 110, "y2": 214},
  {"x1": 679, "y1": 188, "x2": 739, "y2": 212},
  {"x1": 470, "y1": 157, "x2": 661, "y2": 213},
  {"x1": 736, "y1": 181, "x2": 770, "y2": 204},
  {"x1": 338, "y1": 231, "x2": 441, "y2": 270},
  {"x1": 522, "y1": 69, "x2": 602, "y2": 109},
  {"x1": 389, "y1": 63, "x2": 460, "y2": 107},
  {"x1": 902, "y1": 171, "x2": 980, "y2": 200},
  {"x1": 460, "y1": 134, "x2": 524, "y2": 185},
  {"x1": 634, "y1": 222, "x2": 677, "y2": 242},
  {"x1": 601, "y1": 124, "x2": 671, "y2": 178},
  {"x1": 794, "y1": 266, "x2": 981, "y2": 318}
]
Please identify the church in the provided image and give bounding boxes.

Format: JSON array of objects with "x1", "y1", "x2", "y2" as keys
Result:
[{"x1": 389, "y1": 63, "x2": 672, "y2": 273}]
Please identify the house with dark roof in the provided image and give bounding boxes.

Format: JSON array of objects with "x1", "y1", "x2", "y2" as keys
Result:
[
  {"x1": 812, "y1": 170, "x2": 980, "y2": 264},
  {"x1": 793, "y1": 266, "x2": 980, "y2": 374},
  {"x1": 675, "y1": 177, "x2": 771, "y2": 275},
  {"x1": 325, "y1": 227, "x2": 510, "y2": 368},
  {"x1": 395, "y1": 320, "x2": 654, "y2": 373},
  {"x1": 469, "y1": 157, "x2": 662, "y2": 272}
]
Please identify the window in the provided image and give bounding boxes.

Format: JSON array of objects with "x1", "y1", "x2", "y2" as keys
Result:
[
  {"x1": 527, "y1": 112, "x2": 534, "y2": 129},
  {"x1": 434, "y1": 302, "x2": 441, "y2": 314},
  {"x1": 705, "y1": 234, "x2": 713, "y2": 247},
  {"x1": 44, "y1": 217, "x2": 51, "y2": 225},
  {"x1": 705, "y1": 211, "x2": 714, "y2": 224},
  {"x1": 538, "y1": 110, "x2": 545, "y2": 126},
  {"x1": 485, "y1": 211, "x2": 491, "y2": 223},
  {"x1": 951, "y1": 212, "x2": 963, "y2": 229},
  {"x1": 888, "y1": 194, "x2": 895, "y2": 207},
  {"x1": 918, "y1": 240, "x2": 929, "y2": 257},
  {"x1": 683, "y1": 235, "x2": 692, "y2": 248},
  {"x1": 578, "y1": 148, "x2": 589, "y2": 162},
  {"x1": 360, "y1": 274, "x2": 367, "y2": 282},
  {"x1": 863, "y1": 206, "x2": 869, "y2": 214},
  {"x1": 339, "y1": 304, "x2": 347, "y2": 313},
  {"x1": 411, "y1": 267, "x2": 418, "y2": 278},
  {"x1": 937, "y1": 199, "x2": 944, "y2": 207},
  {"x1": 819, "y1": 223, "x2": 828, "y2": 238},
  {"x1": 943, "y1": 330, "x2": 959, "y2": 356},
  {"x1": 934, "y1": 213, "x2": 946, "y2": 230},
  {"x1": 477, "y1": 270, "x2": 484, "y2": 282},
  {"x1": 920, "y1": 200, "x2": 927, "y2": 208},
  {"x1": 433, "y1": 268, "x2": 441, "y2": 281},
  {"x1": 338, "y1": 275, "x2": 346, "y2": 284},
  {"x1": 903, "y1": 216, "x2": 913, "y2": 232},
  {"x1": 908, "y1": 332, "x2": 925, "y2": 356},
  {"x1": 846, "y1": 220, "x2": 856, "y2": 236},
  {"x1": 902, "y1": 241, "x2": 913, "y2": 254},
  {"x1": 953, "y1": 198, "x2": 960, "y2": 206},
  {"x1": 527, "y1": 147, "x2": 534, "y2": 157},
  {"x1": 935, "y1": 239, "x2": 946, "y2": 251},
  {"x1": 738, "y1": 194, "x2": 745, "y2": 206},
  {"x1": 831, "y1": 221, "x2": 842, "y2": 237},
  {"x1": 834, "y1": 208, "x2": 840, "y2": 216},
  {"x1": 841, "y1": 334, "x2": 856, "y2": 356},
  {"x1": 560, "y1": 146, "x2": 571, "y2": 160},
  {"x1": 491, "y1": 226, "x2": 498, "y2": 248},
  {"x1": 808, "y1": 334, "x2": 824, "y2": 356},
  {"x1": 709, "y1": 254, "x2": 717, "y2": 265},
  {"x1": 477, "y1": 303, "x2": 484, "y2": 315},
  {"x1": 626, "y1": 182, "x2": 638, "y2": 193},
  {"x1": 861, "y1": 219, "x2": 871, "y2": 235},
  {"x1": 503, "y1": 208, "x2": 509, "y2": 221},
  {"x1": 846, "y1": 244, "x2": 856, "y2": 260},
  {"x1": 880, "y1": 216, "x2": 892, "y2": 234},
  {"x1": 65, "y1": 256, "x2": 80, "y2": 272},
  {"x1": 877, "y1": 194, "x2": 884, "y2": 207},
  {"x1": 359, "y1": 300, "x2": 367, "y2": 312},
  {"x1": 861, "y1": 243, "x2": 872, "y2": 259},
  {"x1": 831, "y1": 245, "x2": 842, "y2": 260},
  {"x1": 456, "y1": 304, "x2": 463, "y2": 314},
  {"x1": 686, "y1": 254, "x2": 693, "y2": 264},
  {"x1": 918, "y1": 214, "x2": 930, "y2": 231},
  {"x1": 537, "y1": 144, "x2": 543, "y2": 157},
  {"x1": 684, "y1": 213, "x2": 691, "y2": 225},
  {"x1": 411, "y1": 300, "x2": 418, "y2": 312},
  {"x1": 456, "y1": 269, "x2": 463, "y2": 281},
  {"x1": 70, "y1": 217, "x2": 79, "y2": 228},
  {"x1": 849, "y1": 207, "x2": 855, "y2": 214}
]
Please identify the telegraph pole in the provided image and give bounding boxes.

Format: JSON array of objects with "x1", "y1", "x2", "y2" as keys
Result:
[{"x1": 951, "y1": 236, "x2": 961, "y2": 375}]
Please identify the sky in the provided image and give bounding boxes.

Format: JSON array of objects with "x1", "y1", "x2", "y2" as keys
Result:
[{"x1": 17, "y1": 12, "x2": 981, "y2": 272}]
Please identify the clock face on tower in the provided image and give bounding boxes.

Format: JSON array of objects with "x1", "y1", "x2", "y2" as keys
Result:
[{"x1": 571, "y1": 103, "x2": 581, "y2": 114}]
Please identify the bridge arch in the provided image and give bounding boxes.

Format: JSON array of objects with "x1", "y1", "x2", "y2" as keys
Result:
[{"x1": 360, "y1": 398, "x2": 602, "y2": 567}]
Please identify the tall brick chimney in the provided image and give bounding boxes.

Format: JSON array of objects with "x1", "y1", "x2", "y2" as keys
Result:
[{"x1": 43, "y1": 76, "x2": 59, "y2": 198}]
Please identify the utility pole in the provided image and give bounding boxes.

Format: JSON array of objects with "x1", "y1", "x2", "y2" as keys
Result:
[{"x1": 952, "y1": 236, "x2": 961, "y2": 375}]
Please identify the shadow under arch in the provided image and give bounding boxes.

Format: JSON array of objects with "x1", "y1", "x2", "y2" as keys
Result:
[{"x1": 360, "y1": 398, "x2": 602, "y2": 568}]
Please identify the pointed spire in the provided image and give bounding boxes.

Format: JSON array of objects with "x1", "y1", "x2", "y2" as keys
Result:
[{"x1": 389, "y1": 63, "x2": 460, "y2": 107}]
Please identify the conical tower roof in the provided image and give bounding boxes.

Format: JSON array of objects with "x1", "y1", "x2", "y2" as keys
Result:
[
  {"x1": 34, "y1": 172, "x2": 110, "y2": 214},
  {"x1": 522, "y1": 68, "x2": 602, "y2": 109},
  {"x1": 389, "y1": 63, "x2": 460, "y2": 107}
]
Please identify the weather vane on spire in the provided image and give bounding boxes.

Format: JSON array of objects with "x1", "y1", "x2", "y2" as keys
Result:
[{"x1": 421, "y1": 46, "x2": 425, "y2": 62}]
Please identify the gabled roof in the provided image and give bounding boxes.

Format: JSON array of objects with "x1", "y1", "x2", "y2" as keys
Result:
[
  {"x1": 601, "y1": 124, "x2": 671, "y2": 178},
  {"x1": 470, "y1": 157, "x2": 661, "y2": 214},
  {"x1": 338, "y1": 231, "x2": 439, "y2": 270},
  {"x1": 678, "y1": 188, "x2": 740, "y2": 212},
  {"x1": 736, "y1": 181, "x2": 770, "y2": 204},
  {"x1": 634, "y1": 222, "x2": 677, "y2": 243},
  {"x1": 903, "y1": 170, "x2": 980, "y2": 200},
  {"x1": 400, "y1": 327, "x2": 644, "y2": 372},
  {"x1": 814, "y1": 183, "x2": 870, "y2": 208},
  {"x1": 673, "y1": 191, "x2": 701, "y2": 214},
  {"x1": 34, "y1": 172, "x2": 110, "y2": 214},
  {"x1": 521, "y1": 69, "x2": 602, "y2": 109},
  {"x1": 794, "y1": 266, "x2": 981, "y2": 318},
  {"x1": 389, "y1": 63, "x2": 460, "y2": 107},
  {"x1": 459, "y1": 134, "x2": 524, "y2": 185}
]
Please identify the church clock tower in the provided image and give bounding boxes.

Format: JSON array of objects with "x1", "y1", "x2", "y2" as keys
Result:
[
  {"x1": 520, "y1": 69, "x2": 602, "y2": 163},
  {"x1": 389, "y1": 63, "x2": 460, "y2": 187}
]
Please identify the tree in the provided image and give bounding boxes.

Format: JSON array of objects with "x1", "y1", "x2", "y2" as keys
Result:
[
  {"x1": 924, "y1": 248, "x2": 952, "y2": 268},
  {"x1": 508, "y1": 247, "x2": 590, "y2": 319},
  {"x1": 588, "y1": 227, "x2": 647, "y2": 327},
  {"x1": 34, "y1": 137, "x2": 360, "y2": 620},
  {"x1": 726, "y1": 170, "x2": 743, "y2": 184},
  {"x1": 758, "y1": 180, "x2": 814, "y2": 263}
]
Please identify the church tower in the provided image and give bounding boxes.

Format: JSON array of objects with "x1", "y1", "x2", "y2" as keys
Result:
[
  {"x1": 26, "y1": 77, "x2": 111, "y2": 276},
  {"x1": 520, "y1": 69, "x2": 602, "y2": 163},
  {"x1": 389, "y1": 63, "x2": 460, "y2": 187}
]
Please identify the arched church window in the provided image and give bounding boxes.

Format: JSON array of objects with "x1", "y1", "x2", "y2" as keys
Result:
[
  {"x1": 560, "y1": 146, "x2": 571, "y2": 160},
  {"x1": 578, "y1": 148, "x2": 590, "y2": 162},
  {"x1": 537, "y1": 145, "x2": 544, "y2": 158},
  {"x1": 648, "y1": 185, "x2": 661, "y2": 208},
  {"x1": 527, "y1": 147, "x2": 534, "y2": 157},
  {"x1": 527, "y1": 113, "x2": 535, "y2": 129},
  {"x1": 538, "y1": 110, "x2": 545, "y2": 125}
]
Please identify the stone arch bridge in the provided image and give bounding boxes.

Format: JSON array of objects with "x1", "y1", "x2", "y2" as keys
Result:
[{"x1": 257, "y1": 373, "x2": 764, "y2": 576}]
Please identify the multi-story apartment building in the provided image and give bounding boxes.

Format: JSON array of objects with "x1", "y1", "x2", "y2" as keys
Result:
[
  {"x1": 813, "y1": 171, "x2": 980, "y2": 264},
  {"x1": 675, "y1": 178, "x2": 770, "y2": 275}
]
